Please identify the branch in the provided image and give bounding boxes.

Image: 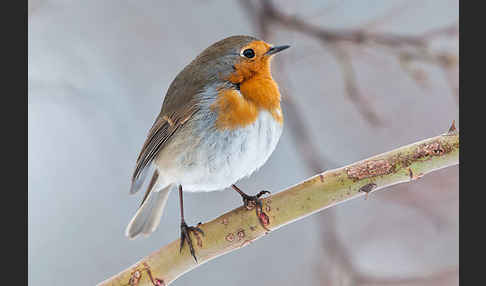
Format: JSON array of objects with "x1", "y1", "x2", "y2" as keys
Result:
[
  {"x1": 258, "y1": 0, "x2": 426, "y2": 48},
  {"x1": 98, "y1": 127, "x2": 459, "y2": 286},
  {"x1": 239, "y1": 0, "x2": 459, "y2": 123}
]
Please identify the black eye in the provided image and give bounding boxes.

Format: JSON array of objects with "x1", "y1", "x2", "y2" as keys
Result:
[{"x1": 242, "y1": 49, "x2": 255, "y2": 58}]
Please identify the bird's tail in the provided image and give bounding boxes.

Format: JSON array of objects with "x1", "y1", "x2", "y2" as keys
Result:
[{"x1": 125, "y1": 174, "x2": 174, "y2": 239}]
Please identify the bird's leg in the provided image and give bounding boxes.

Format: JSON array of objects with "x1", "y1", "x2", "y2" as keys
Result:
[
  {"x1": 231, "y1": 184, "x2": 271, "y2": 230},
  {"x1": 178, "y1": 185, "x2": 204, "y2": 263}
]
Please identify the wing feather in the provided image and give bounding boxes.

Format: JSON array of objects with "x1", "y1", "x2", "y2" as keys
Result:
[
  {"x1": 129, "y1": 52, "x2": 213, "y2": 194},
  {"x1": 130, "y1": 106, "x2": 199, "y2": 194}
]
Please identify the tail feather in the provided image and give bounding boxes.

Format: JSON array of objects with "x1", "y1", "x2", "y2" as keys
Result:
[{"x1": 125, "y1": 178, "x2": 174, "y2": 239}]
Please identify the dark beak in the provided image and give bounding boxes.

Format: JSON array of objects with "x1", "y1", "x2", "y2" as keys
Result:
[{"x1": 265, "y1": 45, "x2": 291, "y2": 55}]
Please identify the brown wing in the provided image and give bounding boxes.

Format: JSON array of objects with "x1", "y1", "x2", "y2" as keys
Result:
[
  {"x1": 129, "y1": 103, "x2": 199, "y2": 194},
  {"x1": 129, "y1": 44, "x2": 226, "y2": 194},
  {"x1": 129, "y1": 60, "x2": 211, "y2": 194}
]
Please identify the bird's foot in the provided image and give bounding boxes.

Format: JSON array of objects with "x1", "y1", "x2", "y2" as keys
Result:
[
  {"x1": 180, "y1": 221, "x2": 204, "y2": 263},
  {"x1": 241, "y1": 190, "x2": 270, "y2": 210},
  {"x1": 238, "y1": 189, "x2": 271, "y2": 230}
]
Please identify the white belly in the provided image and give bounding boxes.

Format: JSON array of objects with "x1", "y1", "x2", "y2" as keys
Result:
[{"x1": 155, "y1": 109, "x2": 283, "y2": 192}]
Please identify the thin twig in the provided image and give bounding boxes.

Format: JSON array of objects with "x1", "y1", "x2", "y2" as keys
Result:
[
  {"x1": 327, "y1": 42, "x2": 382, "y2": 125},
  {"x1": 361, "y1": 0, "x2": 422, "y2": 30},
  {"x1": 239, "y1": 0, "x2": 336, "y2": 171},
  {"x1": 277, "y1": 58, "x2": 337, "y2": 172},
  {"x1": 240, "y1": 0, "x2": 459, "y2": 123}
]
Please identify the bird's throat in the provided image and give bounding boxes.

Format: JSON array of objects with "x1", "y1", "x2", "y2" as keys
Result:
[{"x1": 211, "y1": 75, "x2": 283, "y2": 130}]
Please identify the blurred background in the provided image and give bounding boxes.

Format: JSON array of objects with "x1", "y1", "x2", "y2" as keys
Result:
[{"x1": 28, "y1": 0, "x2": 459, "y2": 285}]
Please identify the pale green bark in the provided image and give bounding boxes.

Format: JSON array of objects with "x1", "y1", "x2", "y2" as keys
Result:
[{"x1": 98, "y1": 129, "x2": 459, "y2": 286}]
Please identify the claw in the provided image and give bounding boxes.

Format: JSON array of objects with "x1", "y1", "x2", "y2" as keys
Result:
[
  {"x1": 231, "y1": 185, "x2": 271, "y2": 231},
  {"x1": 242, "y1": 191, "x2": 271, "y2": 230},
  {"x1": 193, "y1": 226, "x2": 204, "y2": 235},
  {"x1": 180, "y1": 221, "x2": 204, "y2": 263},
  {"x1": 242, "y1": 190, "x2": 271, "y2": 210}
]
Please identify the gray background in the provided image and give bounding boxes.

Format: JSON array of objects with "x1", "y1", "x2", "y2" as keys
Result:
[{"x1": 28, "y1": 0, "x2": 458, "y2": 285}]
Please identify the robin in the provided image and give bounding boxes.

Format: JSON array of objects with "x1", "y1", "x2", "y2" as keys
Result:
[{"x1": 125, "y1": 35, "x2": 290, "y2": 262}]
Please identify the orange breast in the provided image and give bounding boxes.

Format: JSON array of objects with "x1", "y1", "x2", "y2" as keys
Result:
[
  {"x1": 211, "y1": 77, "x2": 283, "y2": 131},
  {"x1": 210, "y1": 89, "x2": 259, "y2": 130}
]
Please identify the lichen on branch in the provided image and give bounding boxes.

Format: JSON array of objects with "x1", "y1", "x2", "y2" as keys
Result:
[{"x1": 98, "y1": 127, "x2": 459, "y2": 286}]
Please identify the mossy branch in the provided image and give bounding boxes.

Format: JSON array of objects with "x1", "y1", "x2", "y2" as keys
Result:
[{"x1": 98, "y1": 126, "x2": 459, "y2": 286}]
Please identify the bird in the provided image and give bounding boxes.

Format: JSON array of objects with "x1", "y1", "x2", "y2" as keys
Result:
[{"x1": 125, "y1": 35, "x2": 290, "y2": 262}]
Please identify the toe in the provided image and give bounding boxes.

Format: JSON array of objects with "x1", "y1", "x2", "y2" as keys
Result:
[
  {"x1": 179, "y1": 223, "x2": 202, "y2": 263},
  {"x1": 192, "y1": 226, "x2": 204, "y2": 236},
  {"x1": 179, "y1": 231, "x2": 186, "y2": 253},
  {"x1": 256, "y1": 190, "x2": 271, "y2": 197}
]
